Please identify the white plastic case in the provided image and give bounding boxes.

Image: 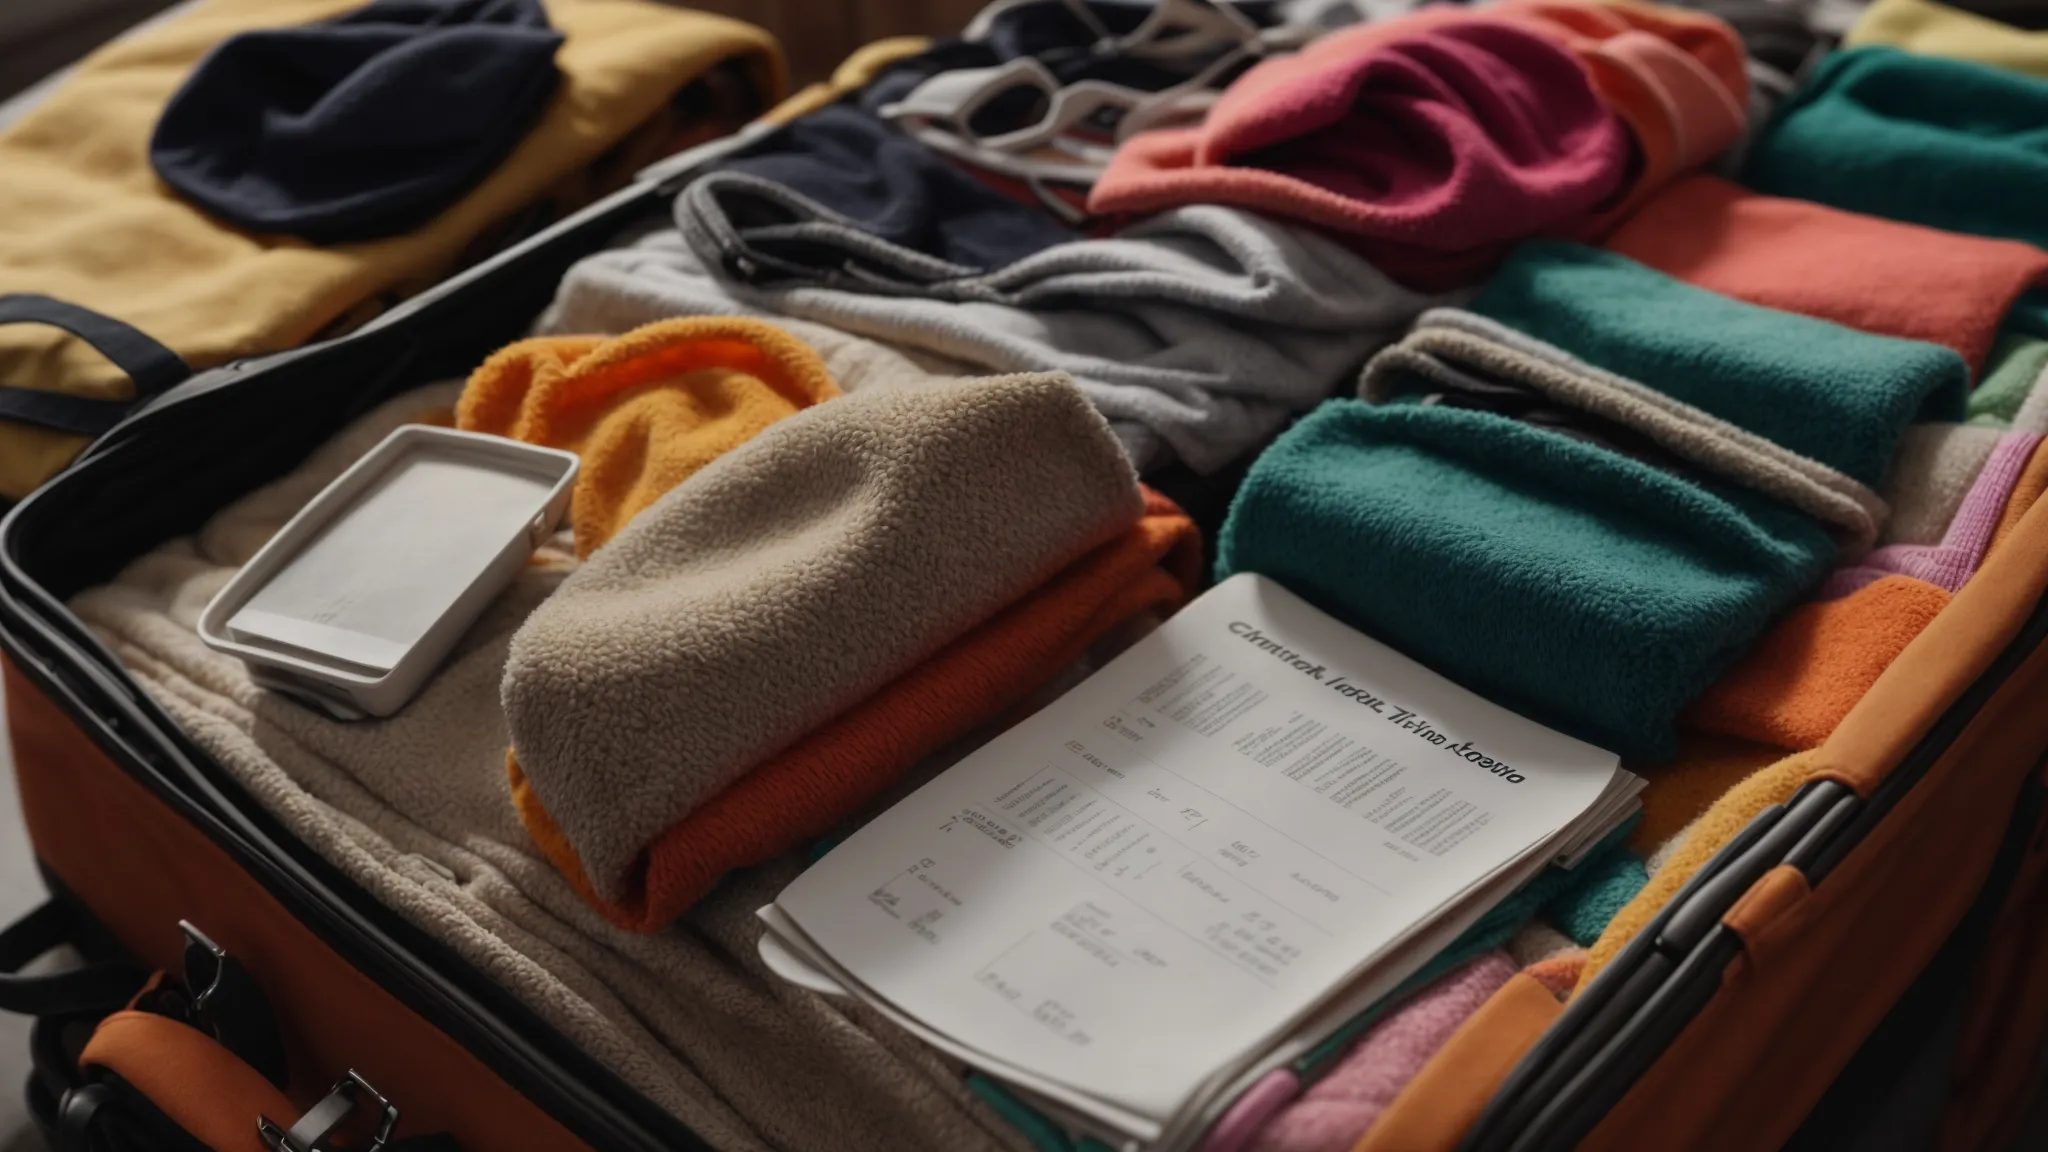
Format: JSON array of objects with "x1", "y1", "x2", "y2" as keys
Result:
[{"x1": 199, "y1": 425, "x2": 578, "y2": 719}]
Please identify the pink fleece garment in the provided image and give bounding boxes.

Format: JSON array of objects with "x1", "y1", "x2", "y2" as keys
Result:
[
  {"x1": 1232, "y1": 952, "x2": 1519, "y2": 1152},
  {"x1": 1825, "y1": 431, "x2": 2043, "y2": 597},
  {"x1": 1089, "y1": 21, "x2": 1629, "y2": 291}
]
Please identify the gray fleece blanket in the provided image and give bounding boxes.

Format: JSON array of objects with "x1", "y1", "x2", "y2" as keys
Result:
[
  {"x1": 537, "y1": 205, "x2": 1453, "y2": 473},
  {"x1": 67, "y1": 382, "x2": 1036, "y2": 1152}
]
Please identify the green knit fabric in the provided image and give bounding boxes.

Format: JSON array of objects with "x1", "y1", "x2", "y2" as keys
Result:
[
  {"x1": 1217, "y1": 400, "x2": 1837, "y2": 762},
  {"x1": 1468, "y1": 241, "x2": 1968, "y2": 488},
  {"x1": 1545, "y1": 850, "x2": 1649, "y2": 946},
  {"x1": 1744, "y1": 47, "x2": 2048, "y2": 254},
  {"x1": 1967, "y1": 333, "x2": 2048, "y2": 428}
]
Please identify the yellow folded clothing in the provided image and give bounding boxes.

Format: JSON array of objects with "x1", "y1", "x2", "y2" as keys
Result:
[
  {"x1": 0, "y1": 0, "x2": 780, "y2": 499},
  {"x1": 1847, "y1": 0, "x2": 2048, "y2": 78}
]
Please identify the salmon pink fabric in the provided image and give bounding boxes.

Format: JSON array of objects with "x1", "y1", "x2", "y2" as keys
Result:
[
  {"x1": 1607, "y1": 174, "x2": 2048, "y2": 376},
  {"x1": 1088, "y1": 19, "x2": 1631, "y2": 290}
]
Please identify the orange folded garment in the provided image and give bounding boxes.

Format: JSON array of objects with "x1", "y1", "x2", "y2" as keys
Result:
[
  {"x1": 513, "y1": 488, "x2": 1203, "y2": 932},
  {"x1": 1989, "y1": 435, "x2": 2048, "y2": 556},
  {"x1": 1605, "y1": 173, "x2": 2048, "y2": 376},
  {"x1": 456, "y1": 317, "x2": 839, "y2": 556},
  {"x1": 1681, "y1": 575, "x2": 1953, "y2": 752},
  {"x1": 1626, "y1": 731, "x2": 1787, "y2": 855}
]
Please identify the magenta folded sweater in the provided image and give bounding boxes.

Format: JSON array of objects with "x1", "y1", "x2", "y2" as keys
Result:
[
  {"x1": 1825, "y1": 430, "x2": 2042, "y2": 597},
  {"x1": 1089, "y1": 21, "x2": 1630, "y2": 291}
]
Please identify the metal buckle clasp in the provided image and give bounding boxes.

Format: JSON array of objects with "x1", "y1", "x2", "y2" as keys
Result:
[{"x1": 257, "y1": 1069, "x2": 399, "y2": 1152}]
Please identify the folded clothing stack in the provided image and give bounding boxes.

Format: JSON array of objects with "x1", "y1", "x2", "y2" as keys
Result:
[
  {"x1": 0, "y1": 0, "x2": 776, "y2": 499},
  {"x1": 1088, "y1": 0, "x2": 1751, "y2": 287},
  {"x1": 1744, "y1": 45, "x2": 2048, "y2": 250},
  {"x1": 1220, "y1": 241, "x2": 1966, "y2": 761},
  {"x1": 684, "y1": 105, "x2": 1080, "y2": 293},
  {"x1": 1089, "y1": 17, "x2": 1632, "y2": 290},
  {"x1": 501, "y1": 370, "x2": 1198, "y2": 929},
  {"x1": 544, "y1": 206, "x2": 1446, "y2": 473}
]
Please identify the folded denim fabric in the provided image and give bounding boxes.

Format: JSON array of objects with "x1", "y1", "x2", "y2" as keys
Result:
[
  {"x1": 1469, "y1": 241, "x2": 1970, "y2": 488},
  {"x1": 697, "y1": 105, "x2": 1077, "y2": 283},
  {"x1": 1846, "y1": 0, "x2": 2048, "y2": 74},
  {"x1": 1684, "y1": 574, "x2": 1952, "y2": 750},
  {"x1": 1825, "y1": 431, "x2": 2043, "y2": 595},
  {"x1": 545, "y1": 213, "x2": 1446, "y2": 473},
  {"x1": 1744, "y1": 46, "x2": 2048, "y2": 251},
  {"x1": 1088, "y1": 19, "x2": 1631, "y2": 290},
  {"x1": 1603, "y1": 175, "x2": 2048, "y2": 378},
  {"x1": 455, "y1": 318, "x2": 839, "y2": 558},
  {"x1": 1882, "y1": 423, "x2": 2006, "y2": 545},
  {"x1": 515, "y1": 488, "x2": 1201, "y2": 931},
  {"x1": 1361, "y1": 310, "x2": 1887, "y2": 547},
  {"x1": 150, "y1": 0, "x2": 563, "y2": 242},
  {"x1": 505, "y1": 373, "x2": 1145, "y2": 904},
  {"x1": 68, "y1": 386, "x2": 1034, "y2": 1152},
  {"x1": 1217, "y1": 399, "x2": 1839, "y2": 761}
]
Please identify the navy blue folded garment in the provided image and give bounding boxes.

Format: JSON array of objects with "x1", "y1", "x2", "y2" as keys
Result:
[
  {"x1": 150, "y1": 0, "x2": 562, "y2": 243},
  {"x1": 704, "y1": 105, "x2": 1079, "y2": 281}
]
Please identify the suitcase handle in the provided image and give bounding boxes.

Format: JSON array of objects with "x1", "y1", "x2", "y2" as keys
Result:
[
  {"x1": 71, "y1": 1011, "x2": 455, "y2": 1152},
  {"x1": 0, "y1": 294, "x2": 192, "y2": 437}
]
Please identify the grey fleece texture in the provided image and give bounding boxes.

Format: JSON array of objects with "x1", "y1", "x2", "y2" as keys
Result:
[
  {"x1": 1881, "y1": 424, "x2": 2004, "y2": 546},
  {"x1": 1360, "y1": 310, "x2": 1890, "y2": 551},
  {"x1": 505, "y1": 373, "x2": 1143, "y2": 900},
  {"x1": 68, "y1": 384, "x2": 1036, "y2": 1152},
  {"x1": 534, "y1": 204, "x2": 1452, "y2": 473}
]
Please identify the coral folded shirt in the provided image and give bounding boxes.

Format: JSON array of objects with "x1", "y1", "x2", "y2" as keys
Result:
[
  {"x1": 1089, "y1": 19, "x2": 1632, "y2": 290},
  {"x1": 1605, "y1": 174, "x2": 2048, "y2": 377}
]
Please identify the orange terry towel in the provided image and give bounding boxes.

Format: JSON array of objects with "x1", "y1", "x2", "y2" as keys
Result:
[
  {"x1": 456, "y1": 317, "x2": 839, "y2": 556},
  {"x1": 1681, "y1": 575, "x2": 1953, "y2": 751},
  {"x1": 1605, "y1": 173, "x2": 2048, "y2": 376},
  {"x1": 515, "y1": 488, "x2": 1201, "y2": 931}
]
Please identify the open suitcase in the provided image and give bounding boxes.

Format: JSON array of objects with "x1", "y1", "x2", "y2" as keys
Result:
[{"x1": 6, "y1": 19, "x2": 2048, "y2": 1152}]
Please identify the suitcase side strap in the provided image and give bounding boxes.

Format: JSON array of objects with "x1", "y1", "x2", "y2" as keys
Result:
[
  {"x1": 0, "y1": 294, "x2": 192, "y2": 437},
  {"x1": 0, "y1": 898, "x2": 145, "y2": 1017}
]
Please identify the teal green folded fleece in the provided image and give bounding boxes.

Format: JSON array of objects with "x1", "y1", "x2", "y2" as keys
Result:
[
  {"x1": 1217, "y1": 401, "x2": 1837, "y2": 762},
  {"x1": 1469, "y1": 241, "x2": 1969, "y2": 488},
  {"x1": 1743, "y1": 47, "x2": 2048, "y2": 255}
]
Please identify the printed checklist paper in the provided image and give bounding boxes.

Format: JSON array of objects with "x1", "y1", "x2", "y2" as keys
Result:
[{"x1": 764, "y1": 573, "x2": 1638, "y2": 1146}]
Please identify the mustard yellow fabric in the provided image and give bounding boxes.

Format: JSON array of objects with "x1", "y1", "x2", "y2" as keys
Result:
[
  {"x1": 1846, "y1": 0, "x2": 2048, "y2": 77},
  {"x1": 761, "y1": 36, "x2": 930, "y2": 125},
  {"x1": 1576, "y1": 751, "x2": 1818, "y2": 993},
  {"x1": 0, "y1": 0, "x2": 782, "y2": 499}
]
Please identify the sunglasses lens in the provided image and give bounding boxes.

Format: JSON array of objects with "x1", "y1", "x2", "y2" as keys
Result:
[{"x1": 967, "y1": 83, "x2": 1053, "y2": 138}]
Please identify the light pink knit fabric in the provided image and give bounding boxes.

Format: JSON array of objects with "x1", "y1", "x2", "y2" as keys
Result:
[
  {"x1": 1825, "y1": 430, "x2": 2042, "y2": 597},
  {"x1": 1242, "y1": 951, "x2": 1518, "y2": 1152}
]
